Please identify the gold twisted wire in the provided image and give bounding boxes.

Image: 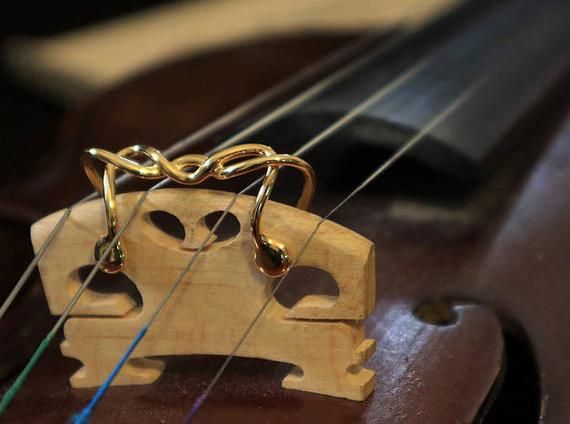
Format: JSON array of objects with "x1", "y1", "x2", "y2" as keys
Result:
[{"x1": 81, "y1": 144, "x2": 316, "y2": 277}]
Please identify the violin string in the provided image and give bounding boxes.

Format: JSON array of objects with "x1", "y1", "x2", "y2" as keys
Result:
[
  {"x1": 184, "y1": 77, "x2": 484, "y2": 423},
  {"x1": 0, "y1": 31, "x2": 390, "y2": 323},
  {"x1": 0, "y1": 37, "x2": 430, "y2": 417},
  {"x1": 69, "y1": 56, "x2": 435, "y2": 423}
]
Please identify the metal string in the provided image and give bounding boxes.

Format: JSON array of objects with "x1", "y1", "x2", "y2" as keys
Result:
[
  {"x1": 184, "y1": 77, "x2": 485, "y2": 423},
  {"x1": 0, "y1": 36, "x2": 430, "y2": 417},
  {"x1": 0, "y1": 32, "x2": 393, "y2": 322},
  {"x1": 69, "y1": 56, "x2": 434, "y2": 423}
]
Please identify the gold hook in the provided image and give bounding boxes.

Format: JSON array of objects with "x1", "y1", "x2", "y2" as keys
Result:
[{"x1": 81, "y1": 144, "x2": 315, "y2": 277}]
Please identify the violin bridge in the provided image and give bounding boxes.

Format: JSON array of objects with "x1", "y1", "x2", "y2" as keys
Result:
[{"x1": 31, "y1": 188, "x2": 377, "y2": 401}]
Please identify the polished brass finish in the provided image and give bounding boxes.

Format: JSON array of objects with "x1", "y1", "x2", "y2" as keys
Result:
[{"x1": 81, "y1": 144, "x2": 315, "y2": 277}]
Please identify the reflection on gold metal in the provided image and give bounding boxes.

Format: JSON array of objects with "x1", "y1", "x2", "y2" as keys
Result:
[{"x1": 81, "y1": 144, "x2": 315, "y2": 277}]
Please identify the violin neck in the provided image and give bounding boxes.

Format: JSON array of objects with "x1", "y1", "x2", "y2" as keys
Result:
[{"x1": 265, "y1": 0, "x2": 570, "y2": 180}]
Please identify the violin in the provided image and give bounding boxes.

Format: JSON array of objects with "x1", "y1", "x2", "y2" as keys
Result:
[{"x1": 1, "y1": 0, "x2": 569, "y2": 422}]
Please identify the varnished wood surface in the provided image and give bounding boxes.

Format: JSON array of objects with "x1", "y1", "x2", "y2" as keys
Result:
[{"x1": 1, "y1": 32, "x2": 569, "y2": 423}]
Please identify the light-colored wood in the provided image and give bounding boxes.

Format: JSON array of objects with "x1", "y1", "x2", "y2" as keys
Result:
[
  {"x1": 31, "y1": 188, "x2": 376, "y2": 400},
  {"x1": 3, "y1": 0, "x2": 458, "y2": 102}
]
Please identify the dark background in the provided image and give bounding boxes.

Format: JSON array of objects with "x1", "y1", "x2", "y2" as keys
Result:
[{"x1": 0, "y1": 1, "x2": 174, "y2": 183}]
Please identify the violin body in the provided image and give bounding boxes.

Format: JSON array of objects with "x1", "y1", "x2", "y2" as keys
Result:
[{"x1": 1, "y1": 1, "x2": 569, "y2": 423}]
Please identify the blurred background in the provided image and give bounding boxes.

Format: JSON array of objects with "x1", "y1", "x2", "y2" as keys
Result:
[
  {"x1": 0, "y1": 1, "x2": 172, "y2": 182},
  {"x1": 0, "y1": 0, "x2": 454, "y2": 178}
]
